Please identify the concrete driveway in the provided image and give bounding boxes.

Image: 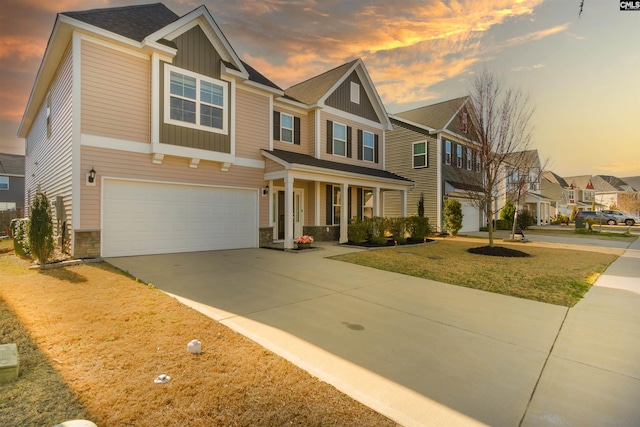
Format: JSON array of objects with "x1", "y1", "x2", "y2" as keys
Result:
[{"x1": 107, "y1": 238, "x2": 640, "y2": 427}]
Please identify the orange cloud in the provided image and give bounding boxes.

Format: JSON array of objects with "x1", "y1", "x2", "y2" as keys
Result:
[{"x1": 0, "y1": 36, "x2": 46, "y2": 62}]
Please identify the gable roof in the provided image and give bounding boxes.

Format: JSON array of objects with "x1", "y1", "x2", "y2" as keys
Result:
[
  {"x1": 504, "y1": 150, "x2": 540, "y2": 169},
  {"x1": 621, "y1": 176, "x2": 640, "y2": 192},
  {"x1": 395, "y1": 96, "x2": 468, "y2": 130},
  {"x1": 0, "y1": 153, "x2": 25, "y2": 176},
  {"x1": 542, "y1": 170, "x2": 569, "y2": 188},
  {"x1": 263, "y1": 149, "x2": 412, "y2": 184},
  {"x1": 565, "y1": 175, "x2": 593, "y2": 190},
  {"x1": 62, "y1": 3, "x2": 178, "y2": 42},
  {"x1": 592, "y1": 175, "x2": 633, "y2": 192},
  {"x1": 285, "y1": 60, "x2": 358, "y2": 104}
]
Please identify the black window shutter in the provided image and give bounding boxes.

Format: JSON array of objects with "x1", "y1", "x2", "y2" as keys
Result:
[
  {"x1": 273, "y1": 111, "x2": 280, "y2": 141},
  {"x1": 374, "y1": 134, "x2": 379, "y2": 163},
  {"x1": 326, "y1": 185, "x2": 333, "y2": 225},
  {"x1": 348, "y1": 187, "x2": 352, "y2": 220},
  {"x1": 326, "y1": 120, "x2": 333, "y2": 154},
  {"x1": 294, "y1": 117, "x2": 301, "y2": 145},
  {"x1": 357, "y1": 130, "x2": 363, "y2": 160},
  {"x1": 347, "y1": 126, "x2": 353, "y2": 158},
  {"x1": 357, "y1": 188, "x2": 363, "y2": 220}
]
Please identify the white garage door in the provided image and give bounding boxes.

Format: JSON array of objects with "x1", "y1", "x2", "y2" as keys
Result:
[
  {"x1": 459, "y1": 200, "x2": 480, "y2": 233},
  {"x1": 102, "y1": 179, "x2": 258, "y2": 257}
]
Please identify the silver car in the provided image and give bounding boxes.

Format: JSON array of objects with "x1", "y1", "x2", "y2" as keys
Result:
[{"x1": 600, "y1": 209, "x2": 638, "y2": 226}]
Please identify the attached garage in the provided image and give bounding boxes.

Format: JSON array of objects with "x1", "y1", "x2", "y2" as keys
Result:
[
  {"x1": 102, "y1": 179, "x2": 258, "y2": 257},
  {"x1": 459, "y1": 199, "x2": 480, "y2": 233}
]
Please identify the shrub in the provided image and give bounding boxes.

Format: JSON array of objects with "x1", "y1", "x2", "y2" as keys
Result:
[
  {"x1": 500, "y1": 199, "x2": 516, "y2": 229},
  {"x1": 407, "y1": 216, "x2": 431, "y2": 241},
  {"x1": 388, "y1": 217, "x2": 406, "y2": 242},
  {"x1": 551, "y1": 214, "x2": 569, "y2": 225},
  {"x1": 348, "y1": 217, "x2": 368, "y2": 244},
  {"x1": 443, "y1": 199, "x2": 463, "y2": 236},
  {"x1": 517, "y1": 210, "x2": 534, "y2": 229},
  {"x1": 370, "y1": 235, "x2": 388, "y2": 246},
  {"x1": 494, "y1": 219, "x2": 511, "y2": 230},
  {"x1": 28, "y1": 191, "x2": 54, "y2": 264},
  {"x1": 417, "y1": 193, "x2": 425, "y2": 217},
  {"x1": 369, "y1": 216, "x2": 388, "y2": 241},
  {"x1": 10, "y1": 218, "x2": 30, "y2": 257}
]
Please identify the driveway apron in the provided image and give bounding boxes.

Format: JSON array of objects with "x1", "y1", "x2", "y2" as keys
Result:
[{"x1": 107, "y1": 237, "x2": 639, "y2": 427}]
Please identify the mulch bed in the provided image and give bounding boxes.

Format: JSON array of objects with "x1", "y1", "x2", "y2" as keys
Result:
[{"x1": 467, "y1": 246, "x2": 531, "y2": 257}]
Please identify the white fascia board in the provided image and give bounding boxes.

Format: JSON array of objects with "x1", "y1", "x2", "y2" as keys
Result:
[
  {"x1": 389, "y1": 115, "x2": 436, "y2": 134},
  {"x1": 353, "y1": 62, "x2": 392, "y2": 129},
  {"x1": 276, "y1": 96, "x2": 314, "y2": 110},
  {"x1": 439, "y1": 130, "x2": 479, "y2": 146},
  {"x1": 322, "y1": 106, "x2": 386, "y2": 130},
  {"x1": 242, "y1": 79, "x2": 284, "y2": 96}
]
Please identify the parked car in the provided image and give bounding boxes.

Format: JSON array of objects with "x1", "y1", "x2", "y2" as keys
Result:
[
  {"x1": 574, "y1": 210, "x2": 617, "y2": 225},
  {"x1": 600, "y1": 209, "x2": 638, "y2": 226}
]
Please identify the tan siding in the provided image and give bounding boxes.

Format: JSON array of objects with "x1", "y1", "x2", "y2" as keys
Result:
[
  {"x1": 384, "y1": 123, "x2": 438, "y2": 221},
  {"x1": 81, "y1": 40, "x2": 150, "y2": 143},
  {"x1": 235, "y1": 88, "x2": 270, "y2": 159},
  {"x1": 25, "y1": 44, "x2": 74, "y2": 233},
  {"x1": 318, "y1": 111, "x2": 383, "y2": 169},
  {"x1": 80, "y1": 146, "x2": 269, "y2": 228},
  {"x1": 264, "y1": 158, "x2": 284, "y2": 174},
  {"x1": 273, "y1": 104, "x2": 310, "y2": 155},
  {"x1": 308, "y1": 110, "x2": 317, "y2": 157}
]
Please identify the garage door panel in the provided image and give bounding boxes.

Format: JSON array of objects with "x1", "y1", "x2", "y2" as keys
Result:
[
  {"x1": 459, "y1": 200, "x2": 480, "y2": 233},
  {"x1": 103, "y1": 180, "x2": 258, "y2": 257}
]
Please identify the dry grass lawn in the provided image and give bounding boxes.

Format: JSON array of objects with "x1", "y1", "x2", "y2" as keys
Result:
[
  {"x1": 332, "y1": 239, "x2": 620, "y2": 307},
  {"x1": 0, "y1": 250, "x2": 395, "y2": 427}
]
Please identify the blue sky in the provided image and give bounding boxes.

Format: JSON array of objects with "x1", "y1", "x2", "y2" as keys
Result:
[{"x1": 1, "y1": 0, "x2": 638, "y2": 177}]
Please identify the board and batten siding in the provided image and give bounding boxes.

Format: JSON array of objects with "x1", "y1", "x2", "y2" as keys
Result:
[
  {"x1": 80, "y1": 146, "x2": 269, "y2": 229},
  {"x1": 384, "y1": 123, "x2": 438, "y2": 220},
  {"x1": 318, "y1": 111, "x2": 384, "y2": 169},
  {"x1": 235, "y1": 88, "x2": 270, "y2": 160},
  {"x1": 25, "y1": 44, "x2": 74, "y2": 231},
  {"x1": 325, "y1": 71, "x2": 378, "y2": 123},
  {"x1": 81, "y1": 39, "x2": 150, "y2": 143}
]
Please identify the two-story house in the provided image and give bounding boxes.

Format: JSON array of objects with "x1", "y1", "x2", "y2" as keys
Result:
[
  {"x1": 0, "y1": 153, "x2": 25, "y2": 236},
  {"x1": 18, "y1": 3, "x2": 411, "y2": 258},
  {"x1": 389, "y1": 96, "x2": 484, "y2": 233},
  {"x1": 541, "y1": 172, "x2": 602, "y2": 217}
]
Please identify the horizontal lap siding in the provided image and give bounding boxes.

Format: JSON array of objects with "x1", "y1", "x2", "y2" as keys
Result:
[
  {"x1": 25, "y1": 45, "x2": 73, "y2": 229},
  {"x1": 273, "y1": 104, "x2": 310, "y2": 155},
  {"x1": 384, "y1": 124, "x2": 438, "y2": 220},
  {"x1": 235, "y1": 88, "x2": 269, "y2": 160},
  {"x1": 80, "y1": 146, "x2": 268, "y2": 229},
  {"x1": 319, "y1": 111, "x2": 383, "y2": 169},
  {"x1": 81, "y1": 40, "x2": 150, "y2": 143}
]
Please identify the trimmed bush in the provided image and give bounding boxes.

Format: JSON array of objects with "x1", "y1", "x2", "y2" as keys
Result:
[
  {"x1": 388, "y1": 217, "x2": 406, "y2": 242},
  {"x1": 443, "y1": 199, "x2": 463, "y2": 236},
  {"x1": 28, "y1": 191, "x2": 54, "y2": 264},
  {"x1": 348, "y1": 217, "x2": 368, "y2": 244},
  {"x1": 407, "y1": 216, "x2": 431, "y2": 241},
  {"x1": 517, "y1": 210, "x2": 534, "y2": 229},
  {"x1": 10, "y1": 218, "x2": 30, "y2": 257}
]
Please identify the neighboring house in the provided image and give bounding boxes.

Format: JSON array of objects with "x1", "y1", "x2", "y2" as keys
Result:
[
  {"x1": 18, "y1": 3, "x2": 412, "y2": 257},
  {"x1": 500, "y1": 150, "x2": 552, "y2": 225},
  {"x1": 0, "y1": 153, "x2": 25, "y2": 214},
  {"x1": 391, "y1": 97, "x2": 484, "y2": 233},
  {"x1": 589, "y1": 175, "x2": 637, "y2": 210}
]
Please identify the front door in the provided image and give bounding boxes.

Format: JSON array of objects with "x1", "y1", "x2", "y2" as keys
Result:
[{"x1": 275, "y1": 189, "x2": 304, "y2": 240}]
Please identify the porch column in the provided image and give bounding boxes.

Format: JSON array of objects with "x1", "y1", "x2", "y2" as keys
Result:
[
  {"x1": 284, "y1": 175, "x2": 294, "y2": 249},
  {"x1": 373, "y1": 187, "x2": 381, "y2": 217},
  {"x1": 340, "y1": 183, "x2": 349, "y2": 243},
  {"x1": 537, "y1": 201, "x2": 542, "y2": 226},
  {"x1": 314, "y1": 181, "x2": 321, "y2": 226},
  {"x1": 400, "y1": 189, "x2": 407, "y2": 217}
]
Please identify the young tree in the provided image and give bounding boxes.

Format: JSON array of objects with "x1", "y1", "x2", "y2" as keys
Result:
[
  {"x1": 456, "y1": 68, "x2": 538, "y2": 246},
  {"x1": 28, "y1": 191, "x2": 54, "y2": 265},
  {"x1": 617, "y1": 193, "x2": 640, "y2": 216},
  {"x1": 443, "y1": 198, "x2": 463, "y2": 236}
]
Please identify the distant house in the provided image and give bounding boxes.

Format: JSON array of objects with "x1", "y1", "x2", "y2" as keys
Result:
[
  {"x1": 390, "y1": 97, "x2": 484, "y2": 233},
  {"x1": 18, "y1": 3, "x2": 412, "y2": 257},
  {"x1": 590, "y1": 175, "x2": 637, "y2": 210},
  {"x1": 0, "y1": 153, "x2": 25, "y2": 236}
]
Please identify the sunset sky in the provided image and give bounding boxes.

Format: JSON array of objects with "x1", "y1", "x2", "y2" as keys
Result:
[{"x1": 1, "y1": 0, "x2": 638, "y2": 177}]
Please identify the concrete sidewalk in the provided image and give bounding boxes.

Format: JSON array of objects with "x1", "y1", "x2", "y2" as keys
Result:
[{"x1": 107, "y1": 236, "x2": 640, "y2": 426}]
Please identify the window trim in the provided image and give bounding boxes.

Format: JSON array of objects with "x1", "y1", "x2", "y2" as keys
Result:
[
  {"x1": 332, "y1": 122, "x2": 347, "y2": 157},
  {"x1": 466, "y1": 148, "x2": 472, "y2": 170},
  {"x1": 280, "y1": 112, "x2": 294, "y2": 143},
  {"x1": 0, "y1": 176, "x2": 8, "y2": 190},
  {"x1": 412, "y1": 141, "x2": 428, "y2": 169},
  {"x1": 445, "y1": 140, "x2": 452, "y2": 165},
  {"x1": 163, "y1": 64, "x2": 228, "y2": 135},
  {"x1": 475, "y1": 153, "x2": 481, "y2": 172},
  {"x1": 456, "y1": 144, "x2": 463, "y2": 168},
  {"x1": 362, "y1": 130, "x2": 375, "y2": 162}
]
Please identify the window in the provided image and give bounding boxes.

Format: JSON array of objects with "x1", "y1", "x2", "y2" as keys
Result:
[
  {"x1": 0, "y1": 176, "x2": 8, "y2": 190},
  {"x1": 445, "y1": 140, "x2": 452, "y2": 165},
  {"x1": 363, "y1": 131, "x2": 375, "y2": 162},
  {"x1": 46, "y1": 92, "x2": 51, "y2": 138},
  {"x1": 456, "y1": 145, "x2": 462, "y2": 168},
  {"x1": 280, "y1": 113, "x2": 294, "y2": 143},
  {"x1": 350, "y1": 82, "x2": 360, "y2": 104},
  {"x1": 413, "y1": 142, "x2": 427, "y2": 168},
  {"x1": 363, "y1": 189, "x2": 373, "y2": 218},
  {"x1": 333, "y1": 122, "x2": 347, "y2": 156},
  {"x1": 0, "y1": 202, "x2": 16, "y2": 210},
  {"x1": 164, "y1": 65, "x2": 227, "y2": 133},
  {"x1": 466, "y1": 148, "x2": 472, "y2": 170},
  {"x1": 475, "y1": 153, "x2": 481, "y2": 172},
  {"x1": 333, "y1": 186, "x2": 342, "y2": 225},
  {"x1": 568, "y1": 189, "x2": 575, "y2": 202}
]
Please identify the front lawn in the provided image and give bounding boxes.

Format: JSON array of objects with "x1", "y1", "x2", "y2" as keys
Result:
[{"x1": 331, "y1": 240, "x2": 619, "y2": 307}]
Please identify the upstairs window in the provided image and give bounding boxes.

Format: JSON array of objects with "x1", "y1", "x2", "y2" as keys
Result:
[
  {"x1": 363, "y1": 131, "x2": 375, "y2": 162},
  {"x1": 475, "y1": 153, "x2": 481, "y2": 172},
  {"x1": 0, "y1": 176, "x2": 8, "y2": 190},
  {"x1": 164, "y1": 65, "x2": 227, "y2": 134},
  {"x1": 333, "y1": 122, "x2": 347, "y2": 156},
  {"x1": 456, "y1": 145, "x2": 463, "y2": 168},
  {"x1": 413, "y1": 142, "x2": 427, "y2": 168},
  {"x1": 466, "y1": 148, "x2": 472, "y2": 170},
  {"x1": 445, "y1": 140, "x2": 452, "y2": 165},
  {"x1": 281, "y1": 113, "x2": 294, "y2": 143}
]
